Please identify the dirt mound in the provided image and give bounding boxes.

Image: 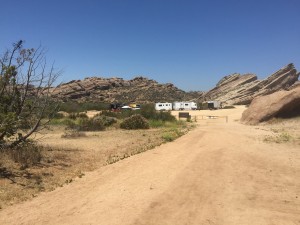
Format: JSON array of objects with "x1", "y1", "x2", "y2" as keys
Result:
[
  {"x1": 203, "y1": 63, "x2": 299, "y2": 105},
  {"x1": 241, "y1": 85, "x2": 300, "y2": 125}
]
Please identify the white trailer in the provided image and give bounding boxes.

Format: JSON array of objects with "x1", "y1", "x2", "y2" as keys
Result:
[
  {"x1": 155, "y1": 102, "x2": 172, "y2": 111},
  {"x1": 207, "y1": 101, "x2": 221, "y2": 109},
  {"x1": 172, "y1": 102, "x2": 197, "y2": 110}
]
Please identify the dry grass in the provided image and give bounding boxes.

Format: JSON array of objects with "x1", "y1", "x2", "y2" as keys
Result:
[
  {"x1": 263, "y1": 116, "x2": 300, "y2": 144},
  {"x1": 0, "y1": 122, "x2": 192, "y2": 210}
]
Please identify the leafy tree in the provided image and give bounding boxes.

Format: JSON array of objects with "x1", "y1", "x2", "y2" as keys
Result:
[{"x1": 0, "y1": 40, "x2": 61, "y2": 148}]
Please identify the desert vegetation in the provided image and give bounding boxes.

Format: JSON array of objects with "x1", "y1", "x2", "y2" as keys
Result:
[
  {"x1": 263, "y1": 116, "x2": 300, "y2": 144},
  {"x1": 0, "y1": 99, "x2": 192, "y2": 209}
]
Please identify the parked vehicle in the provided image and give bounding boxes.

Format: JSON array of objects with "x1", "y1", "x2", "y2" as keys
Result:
[
  {"x1": 110, "y1": 103, "x2": 123, "y2": 111},
  {"x1": 129, "y1": 103, "x2": 141, "y2": 110},
  {"x1": 155, "y1": 102, "x2": 172, "y2": 111},
  {"x1": 172, "y1": 102, "x2": 197, "y2": 110},
  {"x1": 207, "y1": 101, "x2": 221, "y2": 109}
]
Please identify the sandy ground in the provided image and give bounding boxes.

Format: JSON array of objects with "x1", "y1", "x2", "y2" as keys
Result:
[{"x1": 0, "y1": 106, "x2": 299, "y2": 225}]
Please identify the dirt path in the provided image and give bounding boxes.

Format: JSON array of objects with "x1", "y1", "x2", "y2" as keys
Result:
[{"x1": 1, "y1": 106, "x2": 299, "y2": 225}]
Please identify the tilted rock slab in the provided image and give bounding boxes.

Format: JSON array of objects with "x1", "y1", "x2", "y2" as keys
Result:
[
  {"x1": 204, "y1": 63, "x2": 299, "y2": 105},
  {"x1": 240, "y1": 85, "x2": 300, "y2": 125}
]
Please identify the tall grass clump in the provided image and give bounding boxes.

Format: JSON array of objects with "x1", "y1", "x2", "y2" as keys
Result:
[
  {"x1": 68, "y1": 112, "x2": 88, "y2": 120},
  {"x1": 9, "y1": 142, "x2": 42, "y2": 168},
  {"x1": 65, "y1": 115, "x2": 117, "y2": 131}
]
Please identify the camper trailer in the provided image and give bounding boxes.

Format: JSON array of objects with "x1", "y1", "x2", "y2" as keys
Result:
[
  {"x1": 155, "y1": 102, "x2": 172, "y2": 111},
  {"x1": 207, "y1": 101, "x2": 221, "y2": 110},
  {"x1": 172, "y1": 102, "x2": 197, "y2": 110}
]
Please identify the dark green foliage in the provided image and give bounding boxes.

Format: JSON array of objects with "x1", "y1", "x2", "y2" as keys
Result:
[
  {"x1": 120, "y1": 114, "x2": 149, "y2": 130},
  {"x1": 77, "y1": 118, "x2": 105, "y2": 131},
  {"x1": 101, "y1": 109, "x2": 137, "y2": 119},
  {"x1": 59, "y1": 101, "x2": 110, "y2": 113},
  {"x1": 102, "y1": 104, "x2": 176, "y2": 123},
  {"x1": 66, "y1": 115, "x2": 116, "y2": 131},
  {"x1": 0, "y1": 41, "x2": 60, "y2": 148},
  {"x1": 92, "y1": 115, "x2": 117, "y2": 127},
  {"x1": 140, "y1": 104, "x2": 176, "y2": 122},
  {"x1": 101, "y1": 110, "x2": 121, "y2": 118},
  {"x1": 198, "y1": 102, "x2": 209, "y2": 110}
]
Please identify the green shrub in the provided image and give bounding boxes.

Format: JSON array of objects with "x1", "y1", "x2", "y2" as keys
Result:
[
  {"x1": 77, "y1": 118, "x2": 105, "y2": 131},
  {"x1": 161, "y1": 128, "x2": 185, "y2": 142},
  {"x1": 162, "y1": 133, "x2": 176, "y2": 142},
  {"x1": 64, "y1": 118, "x2": 102, "y2": 131},
  {"x1": 101, "y1": 110, "x2": 121, "y2": 118},
  {"x1": 120, "y1": 114, "x2": 149, "y2": 130},
  {"x1": 92, "y1": 115, "x2": 117, "y2": 127},
  {"x1": 59, "y1": 101, "x2": 110, "y2": 113},
  {"x1": 140, "y1": 104, "x2": 176, "y2": 121}
]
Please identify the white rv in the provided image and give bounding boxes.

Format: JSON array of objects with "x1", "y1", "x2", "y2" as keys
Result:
[
  {"x1": 172, "y1": 102, "x2": 197, "y2": 110},
  {"x1": 155, "y1": 102, "x2": 172, "y2": 111},
  {"x1": 207, "y1": 101, "x2": 221, "y2": 109}
]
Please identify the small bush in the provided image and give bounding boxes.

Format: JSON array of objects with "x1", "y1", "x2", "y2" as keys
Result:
[
  {"x1": 162, "y1": 127, "x2": 185, "y2": 142},
  {"x1": 92, "y1": 115, "x2": 117, "y2": 127},
  {"x1": 140, "y1": 104, "x2": 176, "y2": 122},
  {"x1": 120, "y1": 114, "x2": 149, "y2": 130},
  {"x1": 162, "y1": 133, "x2": 176, "y2": 142},
  {"x1": 64, "y1": 118, "x2": 103, "y2": 131},
  {"x1": 77, "y1": 118, "x2": 105, "y2": 131},
  {"x1": 9, "y1": 143, "x2": 42, "y2": 168},
  {"x1": 59, "y1": 101, "x2": 110, "y2": 113}
]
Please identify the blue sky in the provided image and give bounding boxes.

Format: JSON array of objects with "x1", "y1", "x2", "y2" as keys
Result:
[{"x1": 1, "y1": 0, "x2": 300, "y2": 91}]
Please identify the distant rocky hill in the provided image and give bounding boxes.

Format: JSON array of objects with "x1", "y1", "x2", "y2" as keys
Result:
[
  {"x1": 50, "y1": 76, "x2": 203, "y2": 103},
  {"x1": 50, "y1": 63, "x2": 299, "y2": 105},
  {"x1": 202, "y1": 63, "x2": 299, "y2": 105}
]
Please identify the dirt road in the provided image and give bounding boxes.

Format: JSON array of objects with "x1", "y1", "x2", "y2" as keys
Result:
[{"x1": 1, "y1": 106, "x2": 299, "y2": 225}]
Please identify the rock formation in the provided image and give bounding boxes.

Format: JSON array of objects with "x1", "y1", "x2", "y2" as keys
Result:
[
  {"x1": 50, "y1": 76, "x2": 203, "y2": 103},
  {"x1": 240, "y1": 85, "x2": 300, "y2": 125},
  {"x1": 49, "y1": 63, "x2": 298, "y2": 104},
  {"x1": 203, "y1": 63, "x2": 299, "y2": 105}
]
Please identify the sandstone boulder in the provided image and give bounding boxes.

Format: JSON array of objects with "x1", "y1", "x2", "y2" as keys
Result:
[{"x1": 240, "y1": 85, "x2": 300, "y2": 125}]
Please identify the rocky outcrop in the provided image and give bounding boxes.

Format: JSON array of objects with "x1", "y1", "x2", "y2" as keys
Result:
[
  {"x1": 203, "y1": 63, "x2": 299, "y2": 105},
  {"x1": 49, "y1": 63, "x2": 298, "y2": 104},
  {"x1": 240, "y1": 85, "x2": 300, "y2": 125},
  {"x1": 50, "y1": 76, "x2": 202, "y2": 103}
]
